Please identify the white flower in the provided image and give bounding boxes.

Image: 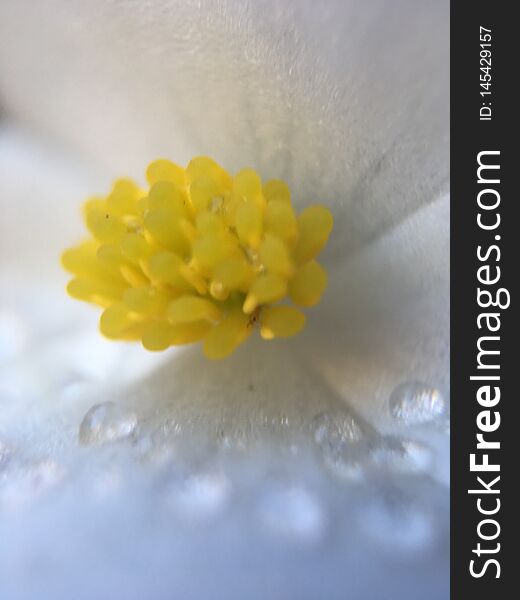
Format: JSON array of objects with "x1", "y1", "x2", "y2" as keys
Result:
[{"x1": 0, "y1": 1, "x2": 449, "y2": 598}]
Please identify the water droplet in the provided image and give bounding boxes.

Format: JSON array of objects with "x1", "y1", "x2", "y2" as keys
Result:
[
  {"x1": 389, "y1": 382, "x2": 446, "y2": 425},
  {"x1": 79, "y1": 402, "x2": 138, "y2": 446},
  {"x1": 311, "y1": 411, "x2": 366, "y2": 480},
  {"x1": 165, "y1": 471, "x2": 230, "y2": 520},
  {"x1": 312, "y1": 410, "x2": 364, "y2": 452},
  {"x1": 258, "y1": 485, "x2": 326, "y2": 544}
]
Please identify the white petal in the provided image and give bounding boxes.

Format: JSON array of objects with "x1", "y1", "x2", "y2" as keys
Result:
[{"x1": 0, "y1": 0, "x2": 448, "y2": 253}]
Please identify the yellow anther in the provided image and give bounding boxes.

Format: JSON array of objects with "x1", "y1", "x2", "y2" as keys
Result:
[
  {"x1": 168, "y1": 295, "x2": 221, "y2": 324},
  {"x1": 213, "y1": 257, "x2": 253, "y2": 291},
  {"x1": 119, "y1": 264, "x2": 149, "y2": 288},
  {"x1": 147, "y1": 181, "x2": 188, "y2": 217},
  {"x1": 293, "y1": 205, "x2": 334, "y2": 265},
  {"x1": 203, "y1": 309, "x2": 251, "y2": 360},
  {"x1": 62, "y1": 242, "x2": 127, "y2": 290},
  {"x1": 143, "y1": 319, "x2": 213, "y2": 351},
  {"x1": 120, "y1": 233, "x2": 152, "y2": 264},
  {"x1": 235, "y1": 199, "x2": 263, "y2": 249},
  {"x1": 146, "y1": 159, "x2": 186, "y2": 187},
  {"x1": 187, "y1": 156, "x2": 231, "y2": 190},
  {"x1": 62, "y1": 157, "x2": 332, "y2": 358},
  {"x1": 170, "y1": 320, "x2": 213, "y2": 345},
  {"x1": 84, "y1": 202, "x2": 127, "y2": 245},
  {"x1": 243, "y1": 273, "x2": 287, "y2": 314},
  {"x1": 61, "y1": 240, "x2": 101, "y2": 275},
  {"x1": 260, "y1": 305, "x2": 306, "y2": 340},
  {"x1": 143, "y1": 320, "x2": 212, "y2": 352},
  {"x1": 289, "y1": 260, "x2": 328, "y2": 307},
  {"x1": 179, "y1": 264, "x2": 208, "y2": 295},
  {"x1": 196, "y1": 211, "x2": 226, "y2": 237},
  {"x1": 233, "y1": 168, "x2": 262, "y2": 200},
  {"x1": 123, "y1": 287, "x2": 168, "y2": 315},
  {"x1": 148, "y1": 251, "x2": 183, "y2": 284},
  {"x1": 190, "y1": 177, "x2": 221, "y2": 213},
  {"x1": 96, "y1": 244, "x2": 127, "y2": 268},
  {"x1": 106, "y1": 179, "x2": 142, "y2": 216},
  {"x1": 259, "y1": 234, "x2": 293, "y2": 277},
  {"x1": 141, "y1": 320, "x2": 174, "y2": 351},
  {"x1": 265, "y1": 201, "x2": 298, "y2": 246},
  {"x1": 67, "y1": 278, "x2": 125, "y2": 307},
  {"x1": 179, "y1": 219, "x2": 198, "y2": 243},
  {"x1": 191, "y1": 236, "x2": 237, "y2": 277},
  {"x1": 100, "y1": 303, "x2": 140, "y2": 339},
  {"x1": 144, "y1": 208, "x2": 190, "y2": 255},
  {"x1": 263, "y1": 179, "x2": 291, "y2": 205}
]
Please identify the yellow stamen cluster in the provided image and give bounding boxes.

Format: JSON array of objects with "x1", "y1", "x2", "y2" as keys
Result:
[{"x1": 61, "y1": 157, "x2": 333, "y2": 359}]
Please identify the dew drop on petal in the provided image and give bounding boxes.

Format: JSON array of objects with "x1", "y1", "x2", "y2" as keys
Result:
[
  {"x1": 258, "y1": 485, "x2": 326, "y2": 544},
  {"x1": 79, "y1": 402, "x2": 138, "y2": 446},
  {"x1": 312, "y1": 411, "x2": 364, "y2": 451},
  {"x1": 389, "y1": 382, "x2": 447, "y2": 425},
  {"x1": 311, "y1": 411, "x2": 368, "y2": 480}
]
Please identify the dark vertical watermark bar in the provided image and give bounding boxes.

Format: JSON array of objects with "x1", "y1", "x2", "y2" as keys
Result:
[{"x1": 451, "y1": 1, "x2": 517, "y2": 597}]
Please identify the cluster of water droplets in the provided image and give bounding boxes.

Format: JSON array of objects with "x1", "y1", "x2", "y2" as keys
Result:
[{"x1": 0, "y1": 359, "x2": 449, "y2": 600}]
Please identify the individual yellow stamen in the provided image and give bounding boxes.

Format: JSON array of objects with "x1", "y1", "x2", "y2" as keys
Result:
[
  {"x1": 212, "y1": 257, "x2": 253, "y2": 291},
  {"x1": 263, "y1": 179, "x2": 291, "y2": 205},
  {"x1": 196, "y1": 211, "x2": 227, "y2": 237},
  {"x1": 100, "y1": 303, "x2": 143, "y2": 339},
  {"x1": 233, "y1": 168, "x2": 263, "y2": 202},
  {"x1": 120, "y1": 233, "x2": 152, "y2": 264},
  {"x1": 293, "y1": 205, "x2": 334, "y2": 265},
  {"x1": 168, "y1": 296, "x2": 221, "y2": 324},
  {"x1": 243, "y1": 273, "x2": 287, "y2": 314},
  {"x1": 119, "y1": 264, "x2": 149, "y2": 288},
  {"x1": 190, "y1": 177, "x2": 220, "y2": 213},
  {"x1": 289, "y1": 260, "x2": 328, "y2": 307},
  {"x1": 187, "y1": 156, "x2": 231, "y2": 190},
  {"x1": 147, "y1": 181, "x2": 188, "y2": 216},
  {"x1": 96, "y1": 244, "x2": 128, "y2": 269},
  {"x1": 85, "y1": 203, "x2": 127, "y2": 244},
  {"x1": 142, "y1": 320, "x2": 212, "y2": 351},
  {"x1": 106, "y1": 179, "x2": 142, "y2": 216},
  {"x1": 67, "y1": 278, "x2": 124, "y2": 307},
  {"x1": 191, "y1": 236, "x2": 237, "y2": 277},
  {"x1": 123, "y1": 287, "x2": 169, "y2": 315},
  {"x1": 141, "y1": 320, "x2": 175, "y2": 351},
  {"x1": 265, "y1": 201, "x2": 298, "y2": 246},
  {"x1": 235, "y1": 199, "x2": 263, "y2": 249},
  {"x1": 146, "y1": 159, "x2": 186, "y2": 187},
  {"x1": 147, "y1": 251, "x2": 183, "y2": 284},
  {"x1": 259, "y1": 234, "x2": 294, "y2": 277},
  {"x1": 144, "y1": 208, "x2": 190, "y2": 255},
  {"x1": 203, "y1": 309, "x2": 251, "y2": 360},
  {"x1": 62, "y1": 157, "x2": 333, "y2": 359},
  {"x1": 260, "y1": 306, "x2": 306, "y2": 340}
]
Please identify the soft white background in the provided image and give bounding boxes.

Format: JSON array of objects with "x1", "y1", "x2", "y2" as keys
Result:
[{"x1": 0, "y1": 1, "x2": 449, "y2": 599}]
